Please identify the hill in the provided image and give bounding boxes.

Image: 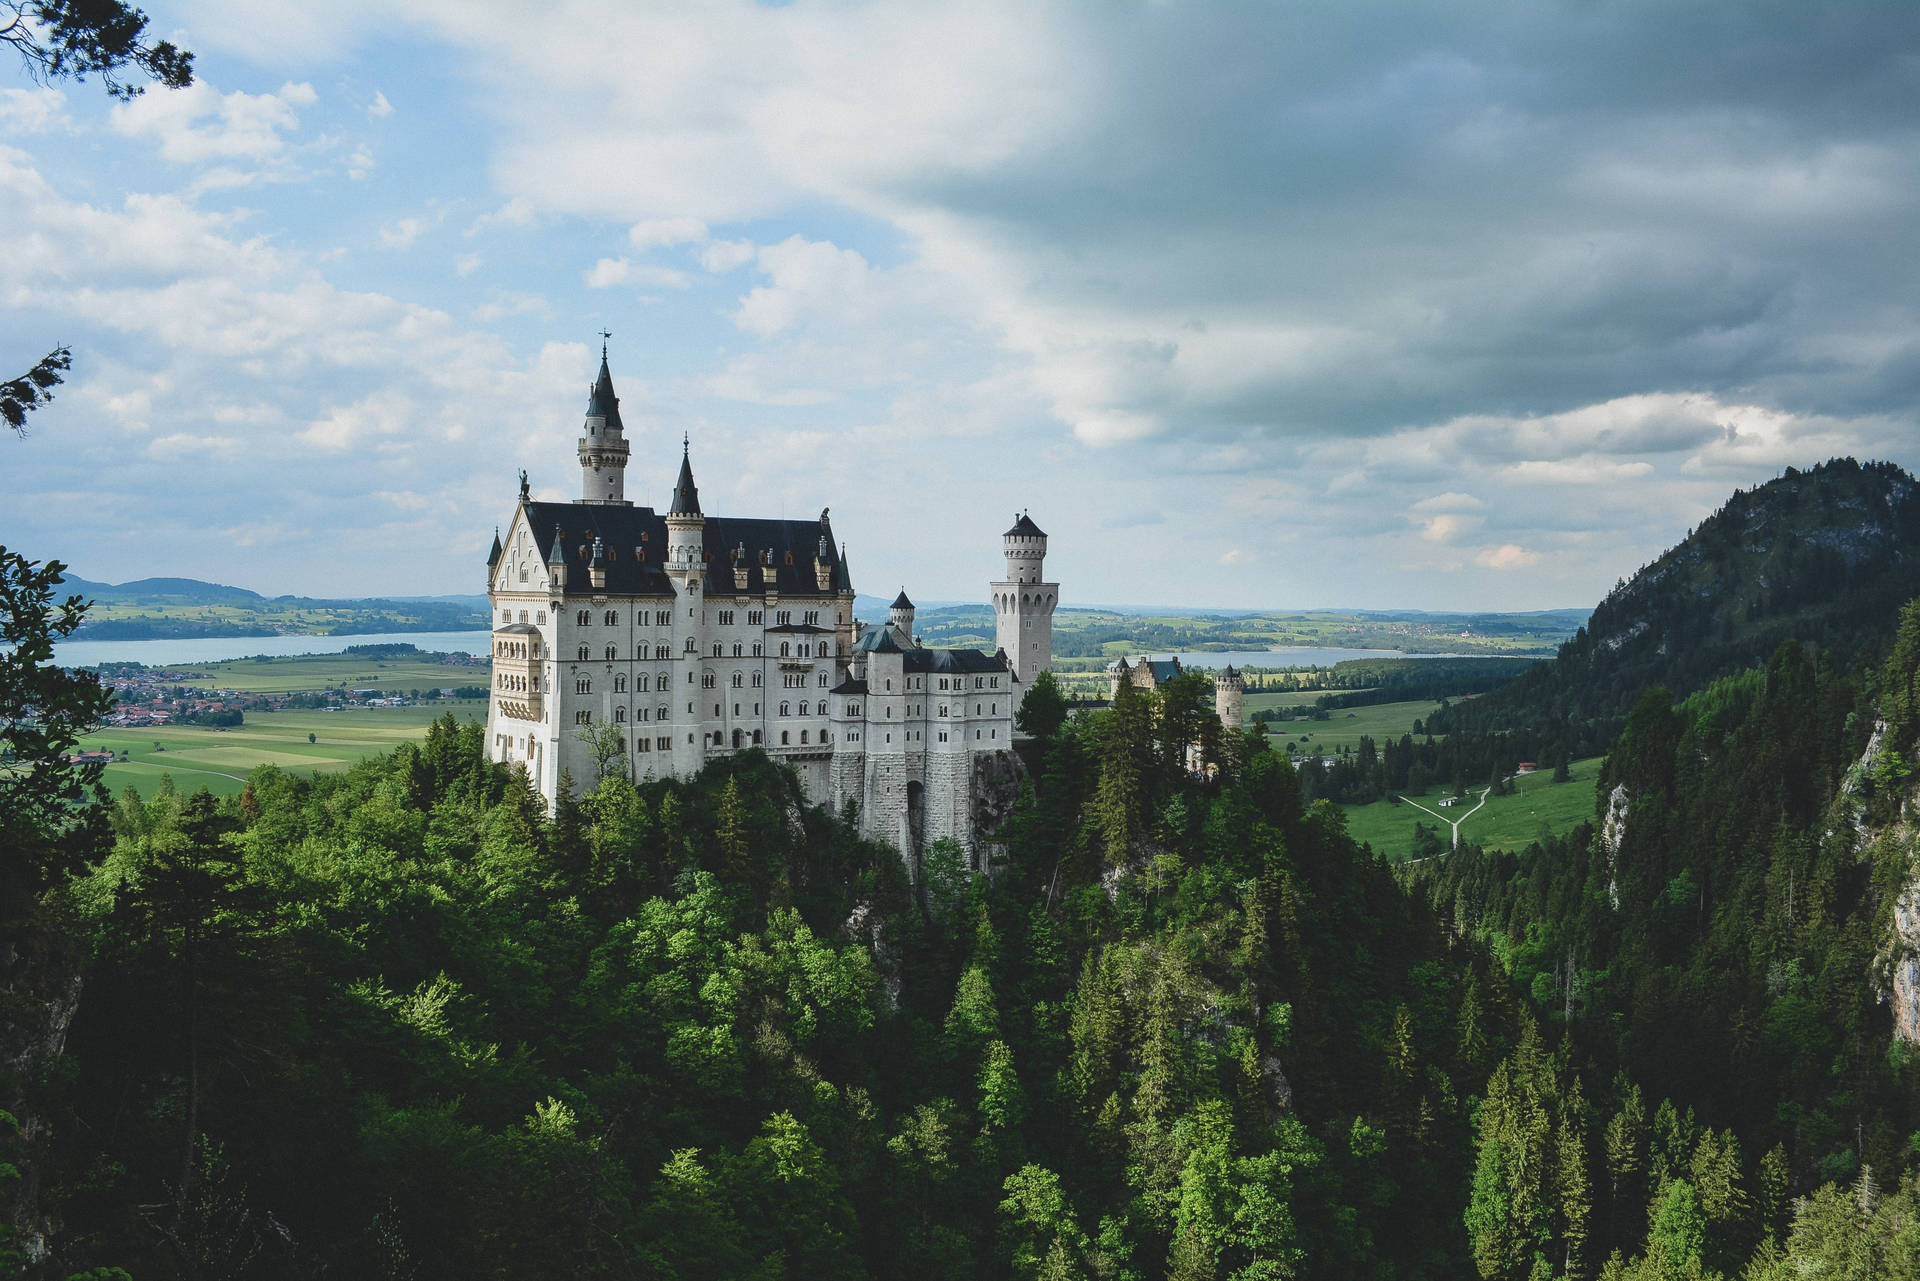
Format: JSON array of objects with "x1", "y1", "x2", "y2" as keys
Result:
[
  {"x1": 1432, "y1": 458, "x2": 1920, "y2": 744},
  {"x1": 53, "y1": 572, "x2": 491, "y2": 640}
]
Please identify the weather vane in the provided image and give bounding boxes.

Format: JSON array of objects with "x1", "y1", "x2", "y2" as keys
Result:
[{"x1": 599, "y1": 328, "x2": 612, "y2": 357}]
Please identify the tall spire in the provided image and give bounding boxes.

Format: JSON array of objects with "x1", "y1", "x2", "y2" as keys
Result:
[
  {"x1": 579, "y1": 338, "x2": 631, "y2": 504},
  {"x1": 669, "y1": 435, "x2": 701, "y2": 516},
  {"x1": 584, "y1": 348, "x2": 624, "y2": 433}
]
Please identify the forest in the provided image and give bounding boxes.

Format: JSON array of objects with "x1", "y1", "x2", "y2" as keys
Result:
[{"x1": 7, "y1": 526, "x2": 1920, "y2": 1278}]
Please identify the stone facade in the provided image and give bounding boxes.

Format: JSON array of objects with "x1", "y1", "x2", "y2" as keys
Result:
[{"x1": 484, "y1": 351, "x2": 1053, "y2": 874}]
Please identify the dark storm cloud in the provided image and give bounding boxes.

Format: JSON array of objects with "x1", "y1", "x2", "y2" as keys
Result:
[{"x1": 889, "y1": 1, "x2": 1920, "y2": 441}]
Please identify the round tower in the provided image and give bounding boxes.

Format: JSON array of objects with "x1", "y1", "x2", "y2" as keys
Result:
[
  {"x1": 1214, "y1": 664, "x2": 1245, "y2": 731},
  {"x1": 577, "y1": 340, "x2": 632, "y2": 505},
  {"x1": 889, "y1": 589, "x2": 916, "y2": 643},
  {"x1": 992, "y1": 510, "x2": 1059, "y2": 690}
]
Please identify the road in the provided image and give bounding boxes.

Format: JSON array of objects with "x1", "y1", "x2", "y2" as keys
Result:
[{"x1": 1397, "y1": 782, "x2": 1493, "y2": 851}]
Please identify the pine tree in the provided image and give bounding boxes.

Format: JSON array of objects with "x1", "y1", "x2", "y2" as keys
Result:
[
  {"x1": 1557, "y1": 1107, "x2": 1593, "y2": 1281},
  {"x1": 1603, "y1": 1084, "x2": 1647, "y2": 1260}
]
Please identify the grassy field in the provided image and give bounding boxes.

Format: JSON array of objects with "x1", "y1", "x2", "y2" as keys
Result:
[
  {"x1": 1341, "y1": 756, "x2": 1604, "y2": 862},
  {"x1": 127, "y1": 653, "x2": 487, "y2": 695},
  {"x1": 1258, "y1": 698, "x2": 1445, "y2": 755},
  {"x1": 79, "y1": 705, "x2": 486, "y2": 798}
]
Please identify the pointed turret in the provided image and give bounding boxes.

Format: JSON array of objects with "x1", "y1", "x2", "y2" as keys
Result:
[
  {"x1": 577, "y1": 340, "x2": 632, "y2": 505},
  {"x1": 889, "y1": 589, "x2": 915, "y2": 643},
  {"x1": 547, "y1": 528, "x2": 568, "y2": 589},
  {"x1": 669, "y1": 437, "x2": 701, "y2": 516},
  {"x1": 488, "y1": 527, "x2": 503, "y2": 567}
]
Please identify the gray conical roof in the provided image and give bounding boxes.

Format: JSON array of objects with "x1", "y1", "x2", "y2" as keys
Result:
[
  {"x1": 585, "y1": 352, "x2": 624, "y2": 433},
  {"x1": 1005, "y1": 511, "x2": 1046, "y2": 538},
  {"x1": 669, "y1": 440, "x2": 701, "y2": 516},
  {"x1": 487, "y1": 527, "x2": 503, "y2": 566},
  {"x1": 547, "y1": 530, "x2": 567, "y2": 565},
  {"x1": 891, "y1": 589, "x2": 914, "y2": 610}
]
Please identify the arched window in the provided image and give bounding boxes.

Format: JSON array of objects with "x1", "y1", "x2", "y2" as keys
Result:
[
  {"x1": 732, "y1": 643, "x2": 743, "y2": 657},
  {"x1": 731, "y1": 671, "x2": 743, "y2": 687},
  {"x1": 575, "y1": 678, "x2": 590, "y2": 694},
  {"x1": 605, "y1": 645, "x2": 617, "y2": 661},
  {"x1": 613, "y1": 708, "x2": 626, "y2": 723},
  {"x1": 604, "y1": 610, "x2": 617, "y2": 626},
  {"x1": 684, "y1": 637, "x2": 696, "y2": 653},
  {"x1": 779, "y1": 642, "x2": 790, "y2": 657},
  {"x1": 577, "y1": 645, "x2": 590, "y2": 661},
  {"x1": 781, "y1": 731, "x2": 790, "y2": 745},
  {"x1": 800, "y1": 730, "x2": 809, "y2": 744},
  {"x1": 575, "y1": 710, "x2": 591, "y2": 724},
  {"x1": 702, "y1": 673, "x2": 716, "y2": 689},
  {"x1": 577, "y1": 609, "x2": 591, "y2": 625},
  {"x1": 818, "y1": 641, "x2": 828, "y2": 657},
  {"x1": 710, "y1": 642, "x2": 721, "y2": 657},
  {"x1": 779, "y1": 701, "x2": 791, "y2": 717},
  {"x1": 614, "y1": 675, "x2": 627, "y2": 692},
  {"x1": 656, "y1": 671, "x2": 668, "y2": 690},
  {"x1": 816, "y1": 701, "x2": 827, "y2": 716},
  {"x1": 753, "y1": 730, "x2": 762, "y2": 745},
  {"x1": 752, "y1": 672, "x2": 763, "y2": 688},
  {"x1": 655, "y1": 645, "x2": 668, "y2": 660}
]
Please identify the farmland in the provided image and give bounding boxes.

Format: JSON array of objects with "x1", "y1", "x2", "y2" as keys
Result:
[{"x1": 78, "y1": 705, "x2": 486, "y2": 798}]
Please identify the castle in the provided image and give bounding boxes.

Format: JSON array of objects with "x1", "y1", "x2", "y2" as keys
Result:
[
  {"x1": 1106, "y1": 655, "x2": 1244, "y2": 730},
  {"x1": 484, "y1": 350, "x2": 1058, "y2": 869}
]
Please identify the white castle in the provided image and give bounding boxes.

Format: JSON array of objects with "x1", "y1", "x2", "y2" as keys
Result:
[{"x1": 485, "y1": 349, "x2": 1058, "y2": 868}]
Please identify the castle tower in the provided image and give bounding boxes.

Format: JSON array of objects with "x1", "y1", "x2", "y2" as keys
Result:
[
  {"x1": 993, "y1": 511, "x2": 1057, "y2": 691},
  {"x1": 1214, "y1": 664, "x2": 1244, "y2": 731},
  {"x1": 889, "y1": 589, "x2": 916, "y2": 644},
  {"x1": 577, "y1": 342, "x2": 632, "y2": 505},
  {"x1": 665, "y1": 436, "x2": 704, "y2": 581}
]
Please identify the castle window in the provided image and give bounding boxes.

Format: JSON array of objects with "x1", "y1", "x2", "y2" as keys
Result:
[
  {"x1": 576, "y1": 710, "x2": 591, "y2": 724},
  {"x1": 781, "y1": 731, "x2": 790, "y2": 745},
  {"x1": 849, "y1": 704, "x2": 859, "y2": 716},
  {"x1": 939, "y1": 705, "x2": 948, "y2": 717},
  {"x1": 779, "y1": 701, "x2": 791, "y2": 717},
  {"x1": 733, "y1": 644, "x2": 742, "y2": 657},
  {"x1": 536, "y1": 611, "x2": 545, "y2": 624},
  {"x1": 636, "y1": 738, "x2": 649, "y2": 752},
  {"x1": 885, "y1": 679, "x2": 892, "y2": 691},
  {"x1": 606, "y1": 645, "x2": 617, "y2": 661},
  {"x1": 604, "y1": 610, "x2": 618, "y2": 626},
  {"x1": 575, "y1": 679, "x2": 590, "y2": 694},
  {"x1": 752, "y1": 643, "x2": 763, "y2": 657},
  {"x1": 656, "y1": 610, "x2": 671, "y2": 626},
  {"x1": 817, "y1": 672, "x2": 828, "y2": 687},
  {"x1": 577, "y1": 610, "x2": 591, "y2": 625},
  {"x1": 777, "y1": 611, "x2": 791, "y2": 625},
  {"x1": 685, "y1": 638, "x2": 696, "y2": 652},
  {"x1": 800, "y1": 730, "x2": 809, "y2": 744},
  {"x1": 752, "y1": 672, "x2": 763, "y2": 688},
  {"x1": 714, "y1": 703, "x2": 721, "y2": 716},
  {"x1": 577, "y1": 645, "x2": 590, "y2": 661},
  {"x1": 817, "y1": 642, "x2": 828, "y2": 657},
  {"x1": 804, "y1": 610, "x2": 818, "y2": 625},
  {"x1": 614, "y1": 708, "x2": 626, "y2": 723},
  {"x1": 658, "y1": 705, "x2": 668, "y2": 721},
  {"x1": 816, "y1": 701, "x2": 827, "y2": 716},
  {"x1": 702, "y1": 673, "x2": 716, "y2": 689},
  {"x1": 655, "y1": 645, "x2": 668, "y2": 660},
  {"x1": 753, "y1": 730, "x2": 762, "y2": 745},
  {"x1": 655, "y1": 670, "x2": 668, "y2": 689},
  {"x1": 614, "y1": 675, "x2": 627, "y2": 693},
  {"x1": 748, "y1": 610, "x2": 763, "y2": 625},
  {"x1": 779, "y1": 642, "x2": 790, "y2": 657},
  {"x1": 500, "y1": 608, "x2": 510, "y2": 622},
  {"x1": 732, "y1": 671, "x2": 743, "y2": 688},
  {"x1": 939, "y1": 732, "x2": 947, "y2": 742}
]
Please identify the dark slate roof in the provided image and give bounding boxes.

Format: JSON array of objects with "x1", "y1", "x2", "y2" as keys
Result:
[
  {"x1": 585, "y1": 354, "x2": 625, "y2": 433},
  {"x1": 891, "y1": 590, "x2": 913, "y2": 609},
  {"x1": 1145, "y1": 659, "x2": 1184, "y2": 683},
  {"x1": 904, "y1": 648, "x2": 1007, "y2": 675},
  {"x1": 1005, "y1": 512, "x2": 1046, "y2": 538},
  {"x1": 496, "y1": 622, "x2": 540, "y2": 635},
  {"x1": 1221, "y1": 664, "x2": 1240, "y2": 679},
  {"x1": 516, "y1": 501, "x2": 849, "y2": 599},
  {"x1": 853, "y1": 625, "x2": 905, "y2": 654},
  {"x1": 768, "y1": 623, "x2": 833, "y2": 634},
  {"x1": 669, "y1": 444, "x2": 701, "y2": 516},
  {"x1": 488, "y1": 528, "x2": 503, "y2": 566},
  {"x1": 831, "y1": 678, "x2": 868, "y2": 696}
]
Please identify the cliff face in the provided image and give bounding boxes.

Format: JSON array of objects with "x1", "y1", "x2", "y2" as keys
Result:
[{"x1": 1, "y1": 922, "x2": 85, "y2": 1265}]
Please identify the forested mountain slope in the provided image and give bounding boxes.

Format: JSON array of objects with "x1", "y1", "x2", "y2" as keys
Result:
[{"x1": 1432, "y1": 459, "x2": 1920, "y2": 749}]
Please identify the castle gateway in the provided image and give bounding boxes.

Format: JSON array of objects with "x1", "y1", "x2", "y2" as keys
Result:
[{"x1": 484, "y1": 349, "x2": 1057, "y2": 867}]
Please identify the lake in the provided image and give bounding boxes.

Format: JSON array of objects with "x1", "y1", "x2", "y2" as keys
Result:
[
  {"x1": 53, "y1": 634, "x2": 1493, "y2": 672},
  {"x1": 55, "y1": 630, "x2": 495, "y2": 669},
  {"x1": 1153, "y1": 648, "x2": 1480, "y2": 669}
]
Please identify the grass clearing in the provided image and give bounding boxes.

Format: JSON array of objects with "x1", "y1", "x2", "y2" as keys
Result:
[
  {"x1": 124, "y1": 652, "x2": 485, "y2": 695},
  {"x1": 1341, "y1": 756, "x2": 1604, "y2": 861},
  {"x1": 80, "y1": 704, "x2": 486, "y2": 798},
  {"x1": 1257, "y1": 698, "x2": 1446, "y2": 756}
]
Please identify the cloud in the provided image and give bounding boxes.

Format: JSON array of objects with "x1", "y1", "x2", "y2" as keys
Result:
[
  {"x1": 699, "y1": 239, "x2": 756, "y2": 272},
  {"x1": 347, "y1": 145, "x2": 374, "y2": 179},
  {"x1": 629, "y1": 216, "x2": 706, "y2": 248},
  {"x1": 1476, "y1": 544, "x2": 1543, "y2": 570},
  {"x1": 0, "y1": 88, "x2": 70, "y2": 134},
  {"x1": 455, "y1": 252, "x2": 482, "y2": 276},
  {"x1": 583, "y1": 257, "x2": 690, "y2": 289},
  {"x1": 367, "y1": 90, "x2": 394, "y2": 118},
  {"x1": 380, "y1": 217, "x2": 427, "y2": 249},
  {"x1": 1419, "y1": 513, "x2": 1484, "y2": 543},
  {"x1": 110, "y1": 79, "x2": 316, "y2": 167}
]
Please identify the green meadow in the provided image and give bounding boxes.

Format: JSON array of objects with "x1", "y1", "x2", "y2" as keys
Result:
[
  {"x1": 79, "y1": 705, "x2": 486, "y2": 798},
  {"x1": 1256, "y1": 697, "x2": 1445, "y2": 754},
  {"x1": 127, "y1": 652, "x2": 484, "y2": 695},
  {"x1": 1340, "y1": 755, "x2": 1604, "y2": 862}
]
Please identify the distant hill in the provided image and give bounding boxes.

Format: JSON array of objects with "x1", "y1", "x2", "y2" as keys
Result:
[
  {"x1": 1434, "y1": 458, "x2": 1920, "y2": 740},
  {"x1": 55, "y1": 573, "x2": 492, "y2": 641}
]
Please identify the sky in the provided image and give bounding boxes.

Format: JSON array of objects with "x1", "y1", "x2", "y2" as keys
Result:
[{"x1": 4, "y1": 1, "x2": 1919, "y2": 611}]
